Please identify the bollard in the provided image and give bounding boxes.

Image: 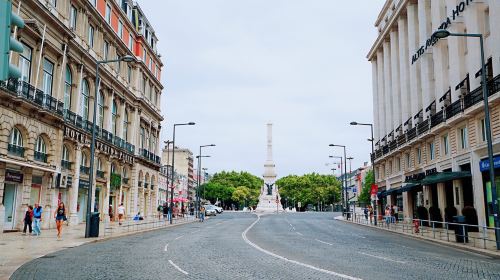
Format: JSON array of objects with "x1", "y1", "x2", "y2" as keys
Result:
[
  {"x1": 483, "y1": 225, "x2": 487, "y2": 249},
  {"x1": 462, "y1": 225, "x2": 466, "y2": 244},
  {"x1": 446, "y1": 223, "x2": 449, "y2": 242},
  {"x1": 432, "y1": 222, "x2": 435, "y2": 239}
]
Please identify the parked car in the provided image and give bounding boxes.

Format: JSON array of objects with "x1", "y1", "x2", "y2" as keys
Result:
[
  {"x1": 214, "y1": 205, "x2": 223, "y2": 214},
  {"x1": 204, "y1": 205, "x2": 217, "y2": 216}
]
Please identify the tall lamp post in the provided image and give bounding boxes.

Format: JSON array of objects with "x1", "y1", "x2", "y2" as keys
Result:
[
  {"x1": 350, "y1": 121, "x2": 377, "y2": 225},
  {"x1": 169, "y1": 122, "x2": 195, "y2": 224},
  {"x1": 331, "y1": 168, "x2": 337, "y2": 211},
  {"x1": 197, "y1": 144, "x2": 215, "y2": 216},
  {"x1": 330, "y1": 145, "x2": 348, "y2": 216},
  {"x1": 346, "y1": 156, "x2": 354, "y2": 214},
  {"x1": 202, "y1": 168, "x2": 208, "y2": 200},
  {"x1": 85, "y1": 55, "x2": 136, "y2": 238},
  {"x1": 330, "y1": 155, "x2": 344, "y2": 212},
  {"x1": 163, "y1": 140, "x2": 172, "y2": 203},
  {"x1": 432, "y1": 29, "x2": 500, "y2": 249}
]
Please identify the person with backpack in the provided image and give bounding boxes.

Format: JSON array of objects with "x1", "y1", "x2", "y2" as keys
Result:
[{"x1": 33, "y1": 203, "x2": 43, "y2": 236}]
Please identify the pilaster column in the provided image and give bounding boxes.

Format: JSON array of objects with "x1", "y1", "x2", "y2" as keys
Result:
[
  {"x1": 383, "y1": 40, "x2": 393, "y2": 137},
  {"x1": 437, "y1": 183, "x2": 446, "y2": 222},
  {"x1": 390, "y1": 30, "x2": 401, "y2": 132},
  {"x1": 372, "y1": 60, "x2": 379, "y2": 141},
  {"x1": 453, "y1": 179, "x2": 464, "y2": 215},
  {"x1": 118, "y1": 100, "x2": 126, "y2": 140},
  {"x1": 491, "y1": 0, "x2": 500, "y2": 76},
  {"x1": 105, "y1": 90, "x2": 114, "y2": 132},
  {"x1": 418, "y1": 0, "x2": 434, "y2": 118},
  {"x1": 431, "y1": 0, "x2": 448, "y2": 106},
  {"x1": 408, "y1": 3, "x2": 423, "y2": 122},
  {"x1": 403, "y1": 191, "x2": 411, "y2": 220},
  {"x1": 69, "y1": 144, "x2": 82, "y2": 225},
  {"x1": 398, "y1": 15, "x2": 411, "y2": 128},
  {"x1": 377, "y1": 51, "x2": 386, "y2": 139},
  {"x1": 445, "y1": 0, "x2": 466, "y2": 102},
  {"x1": 104, "y1": 160, "x2": 111, "y2": 221}
]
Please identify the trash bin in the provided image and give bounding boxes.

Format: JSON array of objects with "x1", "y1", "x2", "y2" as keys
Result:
[
  {"x1": 453, "y1": 215, "x2": 468, "y2": 243},
  {"x1": 89, "y1": 212, "x2": 100, "y2": 237}
]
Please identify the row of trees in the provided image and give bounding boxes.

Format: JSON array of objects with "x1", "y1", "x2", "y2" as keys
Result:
[
  {"x1": 198, "y1": 171, "x2": 263, "y2": 209},
  {"x1": 276, "y1": 173, "x2": 342, "y2": 211}
]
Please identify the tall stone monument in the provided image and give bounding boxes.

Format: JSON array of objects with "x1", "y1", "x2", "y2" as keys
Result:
[{"x1": 256, "y1": 123, "x2": 283, "y2": 212}]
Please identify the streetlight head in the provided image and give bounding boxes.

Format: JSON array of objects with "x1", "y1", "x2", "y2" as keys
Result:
[
  {"x1": 432, "y1": 29, "x2": 450, "y2": 39},
  {"x1": 329, "y1": 144, "x2": 334, "y2": 147},
  {"x1": 350, "y1": 121, "x2": 358, "y2": 125},
  {"x1": 210, "y1": 144, "x2": 216, "y2": 147},
  {"x1": 120, "y1": 55, "x2": 136, "y2": 63},
  {"x1": 188, "y1": 122, "x2": 196, "y2": 125}
]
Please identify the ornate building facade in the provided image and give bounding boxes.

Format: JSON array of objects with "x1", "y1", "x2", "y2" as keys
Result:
[
  {"x1": 369, "y1": 0, "x2": 500, "y2": 226},
  {"x1": 0, "y1": 0, "x2": 164, "y2": 232}
]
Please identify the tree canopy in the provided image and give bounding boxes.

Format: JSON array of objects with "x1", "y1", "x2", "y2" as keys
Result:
[{"x1": 357, "y1": 170, "x2": 374, "y2": 204}]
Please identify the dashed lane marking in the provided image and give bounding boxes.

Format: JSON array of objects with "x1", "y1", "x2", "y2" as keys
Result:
[
  {"x1": 175, "y1": 235, "x2": 184, "y2": 240},
  {"x1": 315, "y1": 239, "x2": 333, "y2": 246},
  {"x1": 242, "y1": 214, "x2": 362, "y2": 280},
  {"x1": 168, "y1": 260, "x2": 189, "y2": 275},
  {"x1": 359, "y1": 252, "x2": 406, "y2": 264},
  {"x1": 296, "y1": 232, "x2": 303, "y2": 236},
  {"x1": 164, "y1": 244, "x2": 169, "y2": 252}
]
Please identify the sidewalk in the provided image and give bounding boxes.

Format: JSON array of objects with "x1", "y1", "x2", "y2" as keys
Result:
[
  {"x1": 340, "y1": 214, "x2": 500, "y2": 258},
  {"x1": 0, "y1": 216, "x2": 197, "y2": 280}
]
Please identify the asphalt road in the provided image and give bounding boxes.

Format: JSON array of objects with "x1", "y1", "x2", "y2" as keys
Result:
[{"x1": 11, "y1": 212, "x2": 500, "y2": 280}]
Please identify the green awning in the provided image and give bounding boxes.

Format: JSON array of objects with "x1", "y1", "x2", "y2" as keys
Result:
[
  {"x1": 421, "y1": 171, "x2": 472, "y2": 185},
  {"x1": 400, "y1": 182, "x2": 421, "y2": 192}
]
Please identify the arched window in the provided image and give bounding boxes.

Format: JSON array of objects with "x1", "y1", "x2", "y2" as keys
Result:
[
  {"x1": 140, "y1": 127, "x2": 145, "y2": 149},
  {"x1": 111, "y1": 100, "x2": 118, "y2": 135},
  {"x1": 98, "y1": 92, "x2": 104, "y2": 128},
  {"x1": 64, "y1": 66, "x2": 72, "y2": 110},
  {"x1": 97, "y1": 158, "x2": 102, "y2": 171},
  {"x1": 111, "y1": 163, "x2": 116, "y2": 174},
  {"x1": 8, "y1": 127, "x2": 24, "y2": 157},
  {"x1": 80, "y1": 80, "x2": 90, "y2": 121},
  {"x1": 34, "y1": 136, "x2": 47, "y2": 162},
  {"x1": 123, "y1": 110, "x2": 128, "y2": 141},
  {"x1": 62, "y1": 145, "x2": 69, "y2": 161},
  {"x1": 122, "y1": 167, "x2": 127, "y2": 178},
  {"x1": 81, "y1": 152, "x2": 88, "y2": 167}
]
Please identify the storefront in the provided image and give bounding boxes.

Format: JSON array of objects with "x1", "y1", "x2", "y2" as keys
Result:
[
  {"x1": 78, "y1": 179, "x2": 89, "y2": 222},
  {"x1": 479, "y1": 155, "x2": 500, "y2": 227},
  {"x1": 3, "y1": 170, "x2": 23, "y2": 231}
]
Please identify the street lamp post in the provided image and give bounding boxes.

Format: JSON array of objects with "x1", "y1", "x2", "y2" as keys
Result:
[
  {"x1": 197, "y1": 144, "x2": 215, "y2": 217},
  {"x1": 164, "y1": 140, "x2": 172, "y2": 203},
  {"x1": 350, "y1": 121, "x2": 377, "y2": 225},
  {"x1": 85, "y1": 55, "x2": 136, "y2": 238},
  {"x1": 330, "y1": 156, "x2": 344, "y2": 212},
  {"x1": 202, "y1": 167, "x2": 208, "y2": 200},
  {"x1": 347, "y1": 156, "x2": 354, "y2": 216},
  {"x1": 169, "y1": 122, "x2": 195, "y2": 224},
  {"x1": 432, "y1": 29, "x2": 500, "y2": 249},
  {"x1": 330, "y1": 145, "x2": 348, "y2": 217}
]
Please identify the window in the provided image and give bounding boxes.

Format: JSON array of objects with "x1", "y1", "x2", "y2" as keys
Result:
[
  {"x1": 81, "y1": 80, "x2": 90, "y2": 121},
  {"x1": 97, "y1": 158, "x2": 102, "y2": 171},
  {"x1": 89, "y1": 0, "x2": 96, "y2": 7},
  {"x1": 81, "y1": 152, "x2": 87, "y2": 167},
  {"x1": 417, "y1": 148, "x2": 422, "y2": 164},
  {"x1": 35, "y1": 136, "x2": 47, "y2": 162},
  {"x1": 123, "y1": 167, "x2": 128, "y2": 180},
  {"x1": 442, "y1": 134, "x2": 449, "y2": 156},
  {"x1": 142, "y1": 76, "x2": 147, "y2": 95},
  {"x1": 148, "y1": 57, "x2": 152, "y2": 70},
  {"x1": 123, "y1": 110, "x2": 128, "y2": 141},
  {"x1": 9, "y1": 127, "x2": 23, "y2": 147},
  {"x1": 112, "y1": 100, "x2": 118, "y2": 135},
  {"x1": 105, "y1": 4, "x2": 111, "y2": 23},
  {"x1": 140, "y1": 127, "x2": 145, "y2": 149},
  {"x1": 19, "y1": 43, "x2": 32, "y2": 83},
  {"x1": 142, "y1": 47, "x2": 146, "y2": 61},
  {"x1": 42, "y1": 58, "x2": 54, "y2": 95},
  {"x1": 127, "y1": 65, "x2": 132, "y2": 84},
  {"x1": 428, "y1": 142, "x2": 435, "y2": 161},
  {"x1": 98, "y1": 92, "x2": 105, "y2": 128},
  {"x1": 103, "y1": 41, "x2": 109, "y2": 60},
  {"x1": 62, "y1": 145, "x2": 69, "y2": 161},
  {"x1": 118, "y1": 20, "x2": 123, "y2": 39},
  {"x1": 148, "y1": 84, "x2": 152, "y2": 100},
  {"x1": 49, "y1": 0, "x2": 57, "y2": 7},
  {"x1": 88, "y1": 25, "x2": 94, "y2": 48},
  {"x1": 64, "y1": 66, "x2": 72, "y2": 110},
  {"x1": 70, "y1": 5, "x2": 77, "y2": 29},
  {"x1": 128, "y1": 34, "x2": 133, "y2": 51},
  {"x1": 111, "y1": 163, "x2": 116, "y2": 174},
  {"x1": 459, "y1": 127, "x2": 468, "y2": 149},
  {"x1": 151, "y1": 134, "x2": 156, "y2": 153},
  {"x1": 480, "y1": 118, "x2": 486, "y2": 142},
  {"x1": 405, "y1": 153, "x2": 410, "y2": 169},
  {"x1": 396, "y1": 157, "x2": 401, "y2": 172},
  {"x1": 388, "y1": 161, "x2": 393, "y2": 175}
]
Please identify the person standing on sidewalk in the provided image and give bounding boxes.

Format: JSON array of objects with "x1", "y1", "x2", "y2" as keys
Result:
[
  {"x1": 54, "y1": 202, "x2": 66, "y2": 240},
  {"x1": 199, "y1": 205, "x2": 205, "y2": 222},
  {"x1": 22, "y1": 205, "x2": 34, "y2": 235},
  {"x1": 33, "y1": 203, "x2": 43, "y2": 236},
  {"x1": 117, "y1": 203, "x2": 125, "y2": 225}
]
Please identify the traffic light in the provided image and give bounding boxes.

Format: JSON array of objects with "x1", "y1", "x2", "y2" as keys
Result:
[{"x1": 0, "y1": 0, "x2": 25, "y2": 81}]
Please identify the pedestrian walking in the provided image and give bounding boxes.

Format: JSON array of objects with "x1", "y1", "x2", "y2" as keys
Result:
[
  {"x1": 157, "y1": 204, "x2": 163, "y2": 220},
  {"x1": 117, "y1": 203, "x2": 125, "y2": 225},
  {"x1": 385, "y1": 206, "x2": 391, "y2": 226},
  {"x1": 369, "y1": 205, "x2": 374, "y2": 224},
  {"x1": 33, "y1": 203, "x2": 43, "y2": 236},
  {"x1": 54, "y1": 202, "x2": 66, "y2": 240},
  {"x1": 363, "y1": 206, "x2": 369, "y2": 222},
  {"x1": 163, "y1": 203, "x2": 169, "y2": 220},
  {"x1": 200, "y1": 206, "x2": 205, "y2": 222},
  {"x1": 22, "y1": 205, "x2": 34, "y2": 235},
  {"x1": 108, "y1": 205, "x2": 114, "y2": 221}
]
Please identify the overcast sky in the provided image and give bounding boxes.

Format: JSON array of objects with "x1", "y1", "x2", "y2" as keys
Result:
[{"x1": 139, "y1": 0, "x2": 386, "y2": 178}]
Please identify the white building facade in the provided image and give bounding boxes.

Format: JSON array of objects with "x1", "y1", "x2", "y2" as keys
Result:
[{"x1": 369, "y1": 0, "x2": 500, "y2": 227}]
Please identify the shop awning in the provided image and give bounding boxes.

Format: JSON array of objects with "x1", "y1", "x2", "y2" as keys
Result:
[
  {"x1": 400, "y1": 182, "x2": 421, "y2": 193},
  {"x1": 377, "y1": 190, "x2": 387, "y2": 198},
  {"x1": 420, "y1": 171, "x2": 471, "y2": 185}
]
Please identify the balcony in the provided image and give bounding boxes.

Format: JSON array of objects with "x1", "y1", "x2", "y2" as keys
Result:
[
  {"x1": 96, "y1": 170, "x2": 105, "y2": 179},
  {"x1": 34, "y1": 151, "x2": 48, "y2": 163},
  {"x1": 114, "y1": 136, "x2": 125, "y2": 149},
  {"x1": 125, "y1": 142, "x2": 135, "y2": 154},
  {"x1": 0, "y1": 79, "x2": 64, "y2": 117},
  {"x1": 397, "y1": 135, "x2": 406, "y2": 146},
  {"x1": 430, "y1": 111, "x2": 444, "y2": 128},
  {"x1": 61, "y1": 160, "x2": 72, "y2": 170},
  {"x1": 417, "y1": 119, "x2": 429, "y2": 135},
  {"x1": 122, "y1": 178, "x2": 129, "y2": 185},
  {"x1": 8, "y1": 144, "x2": 24, "y2": 157},
  {"x1": 407, "y1": 127, "x2": 417, "y2": 142},
  {"x1": 388, "y1": 140, "x2": 397, "y2": 151},
  {"x1": 150, "y1": 184, "x2": 155, "y2": 190},
  {"x1": 101, "y1": 129, "x2": 113, "y2": 143},
  {"x1": 80, "y1": 165, "x2": 90, "y2": 175},
  {"x1": 445, "y1": 99, "x2": 462, "y2": 119}
]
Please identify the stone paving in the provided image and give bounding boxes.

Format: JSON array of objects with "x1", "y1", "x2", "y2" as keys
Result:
[
  {"x1": 0, "y1": 216, "x2": 196, "y2": 280},
  {"x1": 10, "y1": 212, "x2": 500, "y2": 280}
]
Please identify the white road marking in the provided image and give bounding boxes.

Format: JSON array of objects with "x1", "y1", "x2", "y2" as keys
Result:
[
  {"x1": 175, "y1": 235, "x2": 184, "y2": 240},
  {"x1": 296, "y1": 232, "x2": 303, "y2": 236},
  {"x1": 216, "y1": 222, "x2": 223, "y2": 226},
  {"x1": 192, "y1": 229, "x2": 200, "y2": 234},
  {"x1": 242, "y1": 214, "x2": 362, "y2": 280},
  {"x1": 164, "y1": 244, "x2": 169, "y2": 252},
  {"x1": 352, "y1": 234, "x2": 366, "y2": 239},
  {"x1": 168, "y1": 260, "x2": 189, "y2": 275},
  {"x1": 315, "y1": 239, "x2": 333, "y2": 246},
  {"x1": 359, "y1": 252, "x2": 406, "y2": 264}
]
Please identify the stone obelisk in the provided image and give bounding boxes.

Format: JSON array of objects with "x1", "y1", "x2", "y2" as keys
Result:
[{"x1": 256, "y1": 123, "x2": 283, "y2": 212}]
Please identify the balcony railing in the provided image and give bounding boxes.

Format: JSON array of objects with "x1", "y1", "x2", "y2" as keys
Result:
[
  {"x1": 445, "y1": 99, "x2": 462, "y2": 119},
  {"x1": 34, "y1": 151, "x2": 48, "y2": 162},
  {"x1": 397, "y1": 135, "x2": 406, "y2": 146},
  {"x1": 407, "y1": 127, "x2": 417, "y2": 142},
  {"x1": 8, "y1": 144, "x2": 24, "y2": 157},
  {"x1": 430, "y1": 111, "x2": 444, "y2": 128},
  {"x1": 97, "y1": 170, "x2": 105, "y2": 178},
  {"x1": 80, "y1": 165, "x2": 90, "y2": 175},
  {"x1": 0, "y1": 79, "x2": 64, "y2": 116},
  {"x1": 417, "y1": 119, "x2": 429, "y2": 135},
  {"x1": 61, "y1": 160, "x2": 72, "y2": 170}
]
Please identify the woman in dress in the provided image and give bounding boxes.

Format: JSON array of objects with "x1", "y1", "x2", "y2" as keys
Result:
[{"x1": 54, "y1": 202, "x2": 66, "y2": 239}]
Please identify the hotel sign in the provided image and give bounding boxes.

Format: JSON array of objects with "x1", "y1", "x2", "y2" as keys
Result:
[
  {"x1": 411, "y1": 0, "x2": 473, "y2": 65},
  {"x1": 64, "y1": 126, "x2": 134, "y2": 165}
]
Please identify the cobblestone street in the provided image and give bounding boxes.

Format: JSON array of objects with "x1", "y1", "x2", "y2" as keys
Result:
[{"x1": 11, "y1": 212, "x2": 500, "y2": 279}]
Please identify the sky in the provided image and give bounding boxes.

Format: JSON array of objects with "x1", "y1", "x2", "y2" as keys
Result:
[{"x1": 139, "y1": 0, "x2": 386, "y2": 178}]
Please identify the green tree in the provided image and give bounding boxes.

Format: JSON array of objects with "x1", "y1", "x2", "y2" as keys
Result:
[{"x1": 358, "y1": 170, "x2": 374, "y2": 204}]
